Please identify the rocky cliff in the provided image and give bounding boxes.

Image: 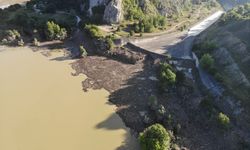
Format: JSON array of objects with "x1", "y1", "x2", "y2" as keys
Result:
[{"x1": 103, "y1": 0, "x2": 123, "y2": 23}]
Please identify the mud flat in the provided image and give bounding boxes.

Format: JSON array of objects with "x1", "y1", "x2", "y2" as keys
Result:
[{"x1": 0, "y1": 46, "x2": 136, "y2": 150}]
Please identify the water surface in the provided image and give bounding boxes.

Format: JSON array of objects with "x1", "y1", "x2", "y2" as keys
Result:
[{"x1": 0, "y1": 47, "x2": 134, "y2": 150}]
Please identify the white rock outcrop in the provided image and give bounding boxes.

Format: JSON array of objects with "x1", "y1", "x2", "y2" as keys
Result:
[{"x1": 103, "y1": 0, "x2": 123, "y2": 24}]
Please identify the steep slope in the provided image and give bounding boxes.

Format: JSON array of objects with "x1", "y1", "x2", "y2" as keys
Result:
[
  {"x1": 218, "y1": 0, "x2": 250, "y2": 10},
  {"x1": 27, "y1": 0, "x2": 220, "y2": 24},
  {"x1": 194, "y1": 3, "x2": 250, "y2": 107},
  {"x1": 122, "y1": 0, "x2": 219, "y2": 19}
]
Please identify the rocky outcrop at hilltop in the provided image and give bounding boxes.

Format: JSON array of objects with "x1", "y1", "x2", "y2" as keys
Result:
[{"x1": 103, "y1": 0, "x2": 123, "y2": 24}]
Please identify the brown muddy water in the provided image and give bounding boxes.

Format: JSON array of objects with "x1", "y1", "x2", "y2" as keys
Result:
[
  {"x1": 0, "y1": 0, "x2": 27, "y2": 6},
  {"x1": 0, "y1": 47, "x2": 136, "y2": 150}
]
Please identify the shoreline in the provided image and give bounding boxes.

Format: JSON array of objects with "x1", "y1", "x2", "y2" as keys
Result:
[
  {"x1": 0, "y1": 0, "x2": 27, "y2": 7},
  {"x1": 0, "y1": 45, "x2": 139, "y2": 150}
]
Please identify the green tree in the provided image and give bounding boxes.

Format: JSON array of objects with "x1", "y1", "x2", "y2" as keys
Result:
[
  {"x1": 218, "y1": 112, "x2": 230, "y2": 129},
  {"x1": 45, "y1": 21, "x2": 67, "y2": 40},
  {"x1": 200, "y1": 54, "x2": 214, "y2": 71},
  {"x1": 46, "y1": 21, "x2": 56, "y2": 40},
  {"x1": 160, "y1": 63, "x2": 176, "y2": 87},
  {"x1": 139, "y1": 124, "x2": 171, "y2": 150}
]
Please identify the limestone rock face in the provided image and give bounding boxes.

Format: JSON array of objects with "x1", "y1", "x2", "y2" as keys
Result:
[
  {"x1": 89, "y1": 0, "x2": 106, "y2": 15},
  {"x1": 103, "y1": 0, "x2": 123, "y2": 24}
]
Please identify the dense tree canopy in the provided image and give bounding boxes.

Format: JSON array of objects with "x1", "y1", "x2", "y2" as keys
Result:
[{"x1": 139, "y1": 124, "x2": 171, "y2": 150}]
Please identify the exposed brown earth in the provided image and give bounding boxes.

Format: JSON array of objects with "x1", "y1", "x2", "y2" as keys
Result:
[{"x1": 69, "y1": 52, "x2": 247, "y2": 149}]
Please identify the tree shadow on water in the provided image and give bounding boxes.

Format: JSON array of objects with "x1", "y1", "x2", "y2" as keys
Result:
[
  {"x1": 95, "y1": 113, "x2": 140, "y2": 150},
  {"x1": 96, "y1": 113, "x2": 127, "y2": 130}
]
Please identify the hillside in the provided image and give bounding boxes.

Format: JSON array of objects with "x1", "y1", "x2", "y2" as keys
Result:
[
  {"x1": 194, "y1": 3, "x2": 250, "y2": 108},
  {"x1": 2, "y1": 1, "x2": 250, "y2": 149},
  {"x1": 218, "y1": 0, "x2": 250, "y2": 10},
  {"x1": 27, "y1": 0, "x2": 220, "y2": 25}
]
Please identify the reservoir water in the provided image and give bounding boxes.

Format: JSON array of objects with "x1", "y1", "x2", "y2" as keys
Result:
[{"x1": 0, "y1": 47, "x2": 135, "y2": 150}]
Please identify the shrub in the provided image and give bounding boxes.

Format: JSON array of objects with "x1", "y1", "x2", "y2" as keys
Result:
[
  {"x1": 133, "y1": 15, "x2": 166, "y2": 33},
  {"x1": 217, "y1": 112, "x2": 230, "y2": 129},
  {"x1": 160, "y1": 63, "x2": 176, "y2": 87},
  {"x1": 214, "y1": 73, "x2": 224, "y2": 82},
  {"x1": 139, "y1": 124, "x2": 171, "y2": 150},
  {"x1": 17, "y1": 39, "x2": 24, "y2": 46},
  {"x1": 105, "y1": 36, "x2": 114, "y2": 50},
  {"x1": 4, "y1": 29, "x2": 20, "y2": 42},
  {"x1": 123, "y1": 0, "x2": 144, "y2": 20},
  {"x1": 84, "y1": 24, "x2": 103, "y2": 39},
  {"x1": 79, "y1": 46, "x2": 88, "y2": 57},
  {"x1": 200, "y1": 54, "x2": 214, "y2": 71},
  {"x1": 33, "y1": 38, "x2": 40, "y2": 46},
  {"x1": 155, "y1": 105, "x2": 166, "y2": 121},
  {"x1": 45, "y1": 21, "x2": 67, "y2": 40},
  {"x1": 56, "y1": 28, "x2": 67, "y2": 40},
  {"x1": 193, "y1": 41, "x2": 217, "y2": 58}
]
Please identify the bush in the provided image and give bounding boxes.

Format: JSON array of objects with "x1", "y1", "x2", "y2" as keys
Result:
[
  {"x1": 155, "y1": 105, "x2": 166, "y2": 121},
  {"x1": 1, "y1": 29, "x2": 21, "y2": 45},
  {"x1": 200, "y1": 54, "x2": 214, "y2": 71},
  {"x1": 133, "y1": 15, "x2": 166, "y2": 33},
  {"x1": 193, "y1": 41, "x2": 217, "y2": 58},
  {"x1": 79, "y1": 46, "x2": 88, "y2": 57},
  {"x1": 33, "y1": 38, "x2": 40, "y2": 46},
  {"x1": 84, "y1": 24, "x2": 103, "y2": 39},
  {"x1": 214, "y1": 73, "x2": 224, "y2": 82},
  {"x1": 105, "y1": 36, "x2": 114, "y2": 50},
  {"x1": 17, "y1": 39, "x2": 24, "y2": 46},
  {"x1": 4, "y1": 29, "x2": 20, "y2": 42},
  {"x1": 160, "y1": 63, "x2": 176, "y2": 87},
  {"x1": 45, "y1": 21, "x2": 67, "y2": 40},
  {"x1": 217, "y1": 112, "x2": 230, "y2": 129},
  {"x1": 139, "y1": 124, "x2": 171, "y2": 150}
]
